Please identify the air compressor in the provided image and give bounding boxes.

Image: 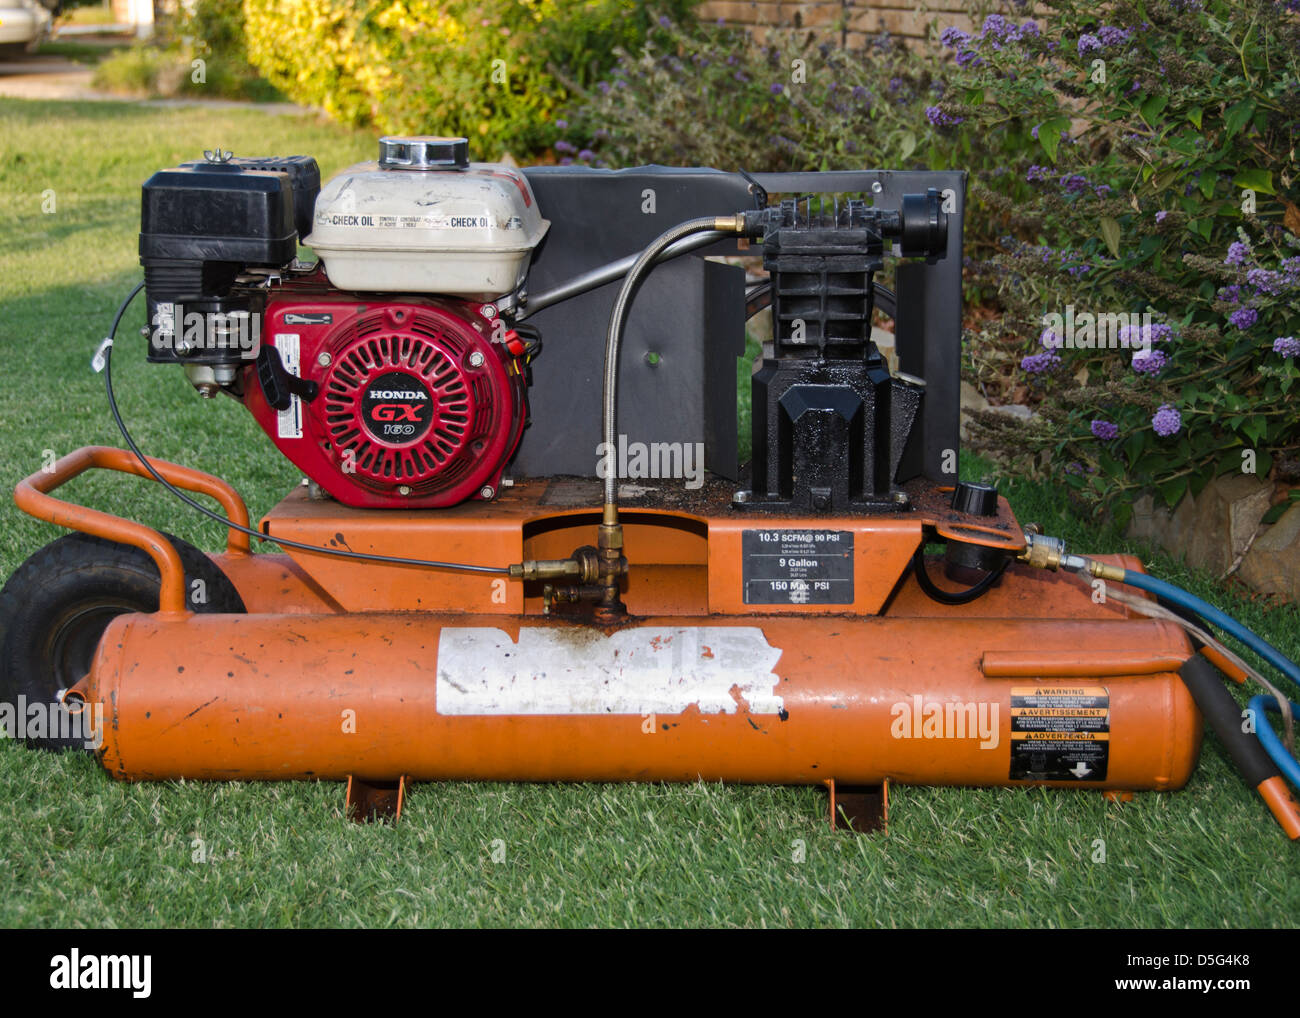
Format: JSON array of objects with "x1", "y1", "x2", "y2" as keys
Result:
[{"x1": 4, "y1": 136, "x2": 1299, "y2": 835}]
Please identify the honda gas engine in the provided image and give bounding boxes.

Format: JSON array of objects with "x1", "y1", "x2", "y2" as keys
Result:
[
  {"x1": 140, "y1": 137, "x2": 543, "y2": 508},
  {"x1": 139, "y1": 134, "x2": 952, "y2": 514}
]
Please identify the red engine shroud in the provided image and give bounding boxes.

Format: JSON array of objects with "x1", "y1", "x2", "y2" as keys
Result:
[{"x1": 243, "y1": 295, "x2": 527, "y2": 509}]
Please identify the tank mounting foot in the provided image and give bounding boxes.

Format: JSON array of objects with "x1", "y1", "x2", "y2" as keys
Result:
[
  {"x1": 826, "y1": 779, "x2": 889, "y2": 834},
  {"x1": 345, "y1": 775, "x2": 408, "y2": 823}
]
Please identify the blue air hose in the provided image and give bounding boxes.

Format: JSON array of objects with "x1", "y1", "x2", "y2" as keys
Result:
[
  {"x1": 1247, "y1": 696, "x2": 1300, "y2": 791},
  {"x1": 1117, "y1": 569, "x2": 1300, "y2": 692}
]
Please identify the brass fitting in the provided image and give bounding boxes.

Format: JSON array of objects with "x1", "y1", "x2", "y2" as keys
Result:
[
  {"x1": 1018, "y1": 532, "x2": 1067, "y2": 570},
  {"x1": 595, "y1": 502, "x2": 628, "y2": 620},
  {"x1": 1017, "y1": 533, "x2": 1126, "y2": 582},
  {"x1": 510, "y1": 546, "x2": 601, "y2": 584},
  {"x1": 509, "y1": 558, "x2": 583, "y2": 582},
  {"x1": 1082, "y1": 558, "x2": 1126, "y2": 582},
  {"x1": 509, "y1": 512, "x2": 627, "y2": 621}
]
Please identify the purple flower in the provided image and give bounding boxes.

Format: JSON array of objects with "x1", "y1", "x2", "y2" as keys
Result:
[
  {"x1": 1097, "y1": 25, "x2": 1130, "y2": 47},
  {"x1": 1274, "y1": 336, "x2": 1300, "y2": 358},
  {"x1": 1247, "y1": 268, "x2": 1288, "y2": 296},
  {"x1": 926, "y1": 105, "x2": 963, "y2": 127},
  {"x1": 1120, "y1": 322, "x2": 1174, "y2": 348},
  {"x1": 578, "y1": 149, "x2": 595, "y2": 161},
  {"x1": 1021, "y1": 350, "x2": 1061, "y2": 373},
  {"x1": 1224, "y1": 241, "x2": 1251, "y2": 266},
  {"x1": 770, "y1": 83, "x2": 784, "y2": 95},
  {"x1": 1132, "y1": 348, "x2": 1169, "y2": 375},
  {"x1": 1228, "y1": 307, "x2": 1259, "y2": 330},
  {"x1": 1026, "y1": 164, "x2": 1050, "y2": 182},
  {"x1": 1152, "y1": 404, "x2": 1182, "y2": 437},
  {"x1": 658, "y1": 15, "x2": 671, "y2": 27},
  {"x1": 559, "y1": 157, "x2": 573, "y2": 166},
  {"x1": 888, "y1": 77, "x2": 903, "y2": 92},
  {"x1": 1091, "y1": 419, "x2": 1120, "y2": 440},
  {"x1": 1078, "y1": 33, "x2": 1102, "y2": 56},
  {"x1": 554, "y1": 119, "x2": 567, "y2": 129},
  {"x1": 1020, "y1": 21, "x2": 1040, "y2": 37},
  {"x1": 554, "y1": 140, "x2": 576, "y2": 154},
  {"x1": 597, "y1": 81, "x2": 611, "y2": 94},
  {"x1": 955, "y1": 49, "x2": 983, "y2": 68},
  {"x1": 1059, "y1": 174, "x2": 1091, "y2": 195},
  {"x1": 1155, "y1": 210, "x2": 1169, "y2": 223},
  {"x1": 981, "y1": 13, "x2": 1020, "y2": 45},
  {"x1": 940, "y1": 26, "x2": 970, "y2": 49}
]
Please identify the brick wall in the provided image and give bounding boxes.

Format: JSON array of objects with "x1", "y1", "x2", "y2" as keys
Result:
[{"x1": 696, "y1": 0, "x2": 977, "y2": 48}]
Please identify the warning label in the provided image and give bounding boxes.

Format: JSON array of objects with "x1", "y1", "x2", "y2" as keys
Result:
[
  {"x1": 1009, "y1": 686, "x2": 1109, "y2": 781},
  {"x1": 742, "y1": 529, "x2": 853, "y2": 605}
]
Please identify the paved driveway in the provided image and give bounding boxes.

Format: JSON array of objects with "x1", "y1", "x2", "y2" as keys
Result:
[{"x1": 0, "y1": 49, "x2": 305, "y2": 112}]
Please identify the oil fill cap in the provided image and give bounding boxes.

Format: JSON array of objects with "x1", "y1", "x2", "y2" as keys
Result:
[
  {"x1": 378, "y1": 136, "x2": 470, "y2": 171},
  {"x1": 951, "y1": 480, "x2": 998, "y2": 517}
]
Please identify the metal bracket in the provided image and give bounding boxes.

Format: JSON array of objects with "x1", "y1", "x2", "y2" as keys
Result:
[
  {"x1": 345, "y1": 775, "x2": 408, "y2": 823},
  {"x1": 825, "y1": 778, "x2": 889, "y2": 834}
]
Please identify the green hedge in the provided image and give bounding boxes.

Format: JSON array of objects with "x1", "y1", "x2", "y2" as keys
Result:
[{"x1": 241, "y1": 0, "x2": 697, "y2": 160}]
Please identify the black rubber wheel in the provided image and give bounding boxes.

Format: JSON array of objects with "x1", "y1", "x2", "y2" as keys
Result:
[{"x1": 0, "y1": 532, "x2": 245, "y2": 751}]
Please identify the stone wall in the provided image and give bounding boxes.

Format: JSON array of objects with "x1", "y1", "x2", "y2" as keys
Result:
[
  {"x1": 695, "y1": 0, "x2": 977, "y2": 47},
  {"x1": 1127, "y1": 475, "x2": 1300, "y2": 603}
]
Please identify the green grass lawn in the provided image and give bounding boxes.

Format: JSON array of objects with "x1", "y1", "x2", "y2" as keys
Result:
[{"x1": 1, "y1": 98, "x2": 1297, "y2": 928}]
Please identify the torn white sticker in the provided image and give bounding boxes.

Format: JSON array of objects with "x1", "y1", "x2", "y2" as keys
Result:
[
  {"x1": 436, "y1": 626, "x2": 784, "y2": 716},
  {"x1": 274, "y1": 333, "x2": 302, "y2": 439}
]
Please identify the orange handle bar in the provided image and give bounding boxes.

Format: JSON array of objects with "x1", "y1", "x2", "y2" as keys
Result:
[{"x1": 13, "y1": 446, "x2": 251, "y2": 616}]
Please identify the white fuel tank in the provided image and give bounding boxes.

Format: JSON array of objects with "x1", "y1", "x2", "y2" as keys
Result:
[{"x1": 305, "y1": 136, "x2": 549, "y2": 300}]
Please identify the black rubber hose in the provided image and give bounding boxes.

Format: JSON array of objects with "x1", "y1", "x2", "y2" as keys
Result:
[
  {"x1": 1178, "y1": 654, "x2": 1281, "y2": 789},
  {"x1": 911, "y1": 547, "x2": 1009, "y2": 606}
]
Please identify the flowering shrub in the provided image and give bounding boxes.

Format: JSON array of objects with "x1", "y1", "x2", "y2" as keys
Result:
[
  {"x1": 945, "y1": 0, "x2": 1300, "y2": 523},
  {"x1": 241, "y1": 0, "x2": 696, "y2": 160},
  {"x1": 557, "y1": 15, "x2": 989, "y2": 175}
]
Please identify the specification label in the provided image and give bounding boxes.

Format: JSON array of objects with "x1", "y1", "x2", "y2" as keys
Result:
[
  {"x1": 1009, "y1": 685, "x2": 1109, "y2": 781},
  {"x1": 741, "y1": 529, "x2": 854, "y2": 605}
]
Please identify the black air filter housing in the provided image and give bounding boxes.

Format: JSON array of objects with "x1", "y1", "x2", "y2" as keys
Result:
[
  {"x1": 181, "y1": 155, "x2": 320, "y2": 241},
  {"x1": 140, "y1": 162, "x2": 298, "y2": 265}
]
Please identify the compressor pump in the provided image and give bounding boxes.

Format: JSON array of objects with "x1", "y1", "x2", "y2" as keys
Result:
[{"x1": 5, "y1": 136, "x2": 1300, "y2": 836}]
